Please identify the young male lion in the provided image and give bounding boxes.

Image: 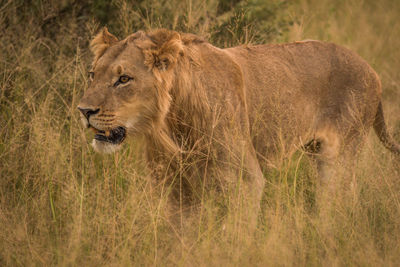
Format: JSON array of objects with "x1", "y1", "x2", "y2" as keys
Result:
[{"x1": 78, "y1": 28, "x2": 399, "y2": 227}]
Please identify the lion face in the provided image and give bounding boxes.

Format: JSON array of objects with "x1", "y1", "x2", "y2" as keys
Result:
[{"x1": 78, "y1": 28, "x2": 183, "y2": 153}]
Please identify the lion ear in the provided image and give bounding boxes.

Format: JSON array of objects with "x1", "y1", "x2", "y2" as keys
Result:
[
  {"x1": 144, "y1": 30, "x2": 183, "y2": 71},
  {"x1": 90, "y1": 27, "x2": 118, "y2": 61},
  {"x1": 126, "y1": 31, "x2": 146, "y2": 43}
]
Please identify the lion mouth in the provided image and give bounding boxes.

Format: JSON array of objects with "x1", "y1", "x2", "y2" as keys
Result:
[{"x1": 90, "y1": 126, "x2": 126, "y2": 144}]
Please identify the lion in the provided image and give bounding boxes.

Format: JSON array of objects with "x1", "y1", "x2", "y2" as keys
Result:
[{"x1": 78, "y1": 28, "x2": 399, "y2": 226}]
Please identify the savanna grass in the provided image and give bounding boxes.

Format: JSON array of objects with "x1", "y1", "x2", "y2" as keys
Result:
[{"x1": 1, "y1": 0, "x2": 400, "y2": 265}]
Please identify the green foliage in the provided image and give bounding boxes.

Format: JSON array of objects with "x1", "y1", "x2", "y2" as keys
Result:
[
  {"x1": 211, "y1": 0, "x2": 293, "y2": 46},
  {"x1": 101, "y1": 0, "x2": 293, "y2": 47}
]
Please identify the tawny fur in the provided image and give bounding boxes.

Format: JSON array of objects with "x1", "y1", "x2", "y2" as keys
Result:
[{"x1": 79, "y1": 28, "x2": 399, "y2": 210}]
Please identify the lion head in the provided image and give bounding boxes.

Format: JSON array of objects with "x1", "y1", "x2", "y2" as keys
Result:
[{"x1": 78, "y1": 28, "x2": 186, "y2": 153}]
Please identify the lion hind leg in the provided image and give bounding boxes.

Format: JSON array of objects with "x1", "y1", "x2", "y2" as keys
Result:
[
  {"x1": 302, "y1": 127, "x2": 342, "y2": 212},
  {"x1": 306, "y1": 127, "x2": 341, "y2": 186}
]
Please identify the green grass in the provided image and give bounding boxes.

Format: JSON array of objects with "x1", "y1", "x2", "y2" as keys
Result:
[{"x1": 1, "y1": 0, "x2": 400, "y2": 265}]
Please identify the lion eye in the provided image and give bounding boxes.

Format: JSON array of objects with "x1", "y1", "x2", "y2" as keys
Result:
[
  {"x1": 119, "y1": 76, "x2": 130, "y2": 83},
  {"x1": 114, "y1": 75, "x2": 132, "y2": 86}
]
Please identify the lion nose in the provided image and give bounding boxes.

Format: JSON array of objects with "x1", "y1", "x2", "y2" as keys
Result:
[{"x1": 78, "y1": 107, "x2": 100, "y2": 120}]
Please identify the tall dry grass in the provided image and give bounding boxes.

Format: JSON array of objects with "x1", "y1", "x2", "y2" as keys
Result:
[{"x1": 1, "y1": 0, "x2": 400, "y2": 265}]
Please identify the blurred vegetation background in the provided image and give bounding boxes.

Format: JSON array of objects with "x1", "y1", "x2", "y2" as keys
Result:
[{"x1": 1, "y1": 0, "x2": 400, "y2": 266}]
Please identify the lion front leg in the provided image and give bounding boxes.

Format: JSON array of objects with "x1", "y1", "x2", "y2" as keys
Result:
[{"x1": 221, "y1": 145, "x2": 265, "y2": 235}]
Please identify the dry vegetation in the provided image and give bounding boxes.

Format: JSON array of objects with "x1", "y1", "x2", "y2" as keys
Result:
[{"x1": 1, "y1": 0, "x2": 400, "y2": 265}]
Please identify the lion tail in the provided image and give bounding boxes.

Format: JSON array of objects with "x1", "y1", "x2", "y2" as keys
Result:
[{"x1": 373, "y1": 102, "x2": 400, "y2": 155}]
